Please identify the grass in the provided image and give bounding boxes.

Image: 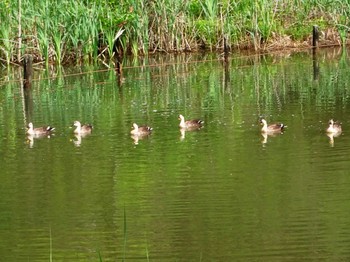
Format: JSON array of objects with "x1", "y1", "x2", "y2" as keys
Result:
[{"x1": 0, "y1": 0, "x2": 349, "y2": 66}]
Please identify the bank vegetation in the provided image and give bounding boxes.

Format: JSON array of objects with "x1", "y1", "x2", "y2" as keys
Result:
[{"x1": 0, "y1": 0, "x2": 349, "y2": 66}]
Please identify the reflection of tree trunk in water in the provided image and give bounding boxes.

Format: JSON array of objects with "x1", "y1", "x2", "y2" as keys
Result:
[
  {"x1": 255, "y1": 66, "x2": 261, "y2": 116},
  {"x1": 312, "y1": 49, "x2": 319, "y2": 81},
  {"x1": 223, "y1": 60, "x2": 235, "y2": 117},
  {"x1": 115, "y1": 55, "x2": 124, "y2": 102},
  {"x1": 224, "y1": 59, "x2": 230, "y2": 90},
  {"x1": 24, "y1": 88, "x2": 33, "y2": 121},
  {"x1": 21, "y1": 55, "x2": 34, "y2": 126},
  {"x1": 222, "y1": 38, "x2": 234, "y2": 116},
  {"x1": 312, "y1": 25, "x2": 320, "y2": 81}
]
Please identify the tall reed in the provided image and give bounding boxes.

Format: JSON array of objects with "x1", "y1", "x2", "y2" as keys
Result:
[
  {"x1": 0, "y1": 0, "x2": 349, "y2": 66},
  {"x1": 0, "y1": 26, "x2": 13, "y2": 66}
]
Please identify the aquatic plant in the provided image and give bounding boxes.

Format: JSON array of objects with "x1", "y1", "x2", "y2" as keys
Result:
[{"x1": 0, "y1": 0, "x2": 349, "y2": 65}]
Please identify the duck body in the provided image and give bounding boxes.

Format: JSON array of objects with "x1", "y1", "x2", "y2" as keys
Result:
[
  {"x1": 27, "y1": 122, "x2": 55, "y2": 135},
  {"x1": 260, "y1": 119, "x2": 284, "y2": 133},
  {"x1": 178, "y1": 114, "x2": 204, "y2": 129},
  {"x1": 73, "y1": 121, "x2": 93, "y2": 134},
  {"x1": 326, "y1": 119, "x2": 342, "y2": 134},
  {"x1": 130, "y1": 123, "x2": 152, "y2": 136}
]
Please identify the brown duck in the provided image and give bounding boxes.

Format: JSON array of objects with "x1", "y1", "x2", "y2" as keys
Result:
[
  {"x1": 178, "y1": 114, "x2": 204, "y2": 129},
  {"x1": 130, "y1": 123, "x2": 153, "y2": 136},
  {"x1": 26, "y1": 122, "x2": 55, "y2": 135},
  {"x1": 260, "y1": 119, "x2": 285, "y2": 133},
  {"x1": 73, "y1": 121, "x2": 93, "y2": 134},
  {"x1": 326, "y1": 119, "x2": 342, "y2": 134}
]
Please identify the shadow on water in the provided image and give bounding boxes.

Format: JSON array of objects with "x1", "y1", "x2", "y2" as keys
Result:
[{"x1": 1, "y1": 48, "x2": 350, "y2": 260}]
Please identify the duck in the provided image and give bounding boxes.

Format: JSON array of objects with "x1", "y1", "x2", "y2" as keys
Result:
[
  {"x1": 130, "y1": 123, "x2": 152, "y2": 136},
  {"x1": 73, "y1": 121, "x2": 93, "y2": 134},
  {"x1": 260, "y1": 119, "x2": 285, "y2": 133},
  {"x1": 178, "y1": 114, "x2": 204, "y2": 129},
  {"x1": 26, "y1": 122, "x2": 55, "y2": 135},
  {"x1": 326, "y1": 119, "x2": 342, "y2": 134}
]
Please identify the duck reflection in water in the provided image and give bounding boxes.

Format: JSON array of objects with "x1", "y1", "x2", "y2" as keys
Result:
[
  {"x1": 326, "y1": 119, "x2": 342, "y2": 147},
  {"x1": 261, "y1": 132, "x2": 282, "y2": 145},
  {"x1": 26, "y1": 134, "x2": 35, "y2": 148},
  {"x1": 26, "y1": 133, "x2": 52, "y2": 148},
  {"x1": 131, "y1": 133, "x2": 151, "y2": 145},
  {"x1": 180, "y1": 128, "x2": 186, "y2": 140},
  {"x1": 72, "y1": 133, "x2": 91, "y2": 147},
  {"x1": 179, "y1": 126, "x2": 203, "y2": 141},
  {"x1": 326, "y1": 132, "x2": 341, "y2": 147}
]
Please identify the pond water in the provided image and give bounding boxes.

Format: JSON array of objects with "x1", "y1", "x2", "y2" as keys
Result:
[{"x1": 1, "y1": 48, "x2": 350, "y2": 261}]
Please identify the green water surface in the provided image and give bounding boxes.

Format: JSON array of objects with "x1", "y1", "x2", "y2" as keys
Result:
[{"x1": 1, "y1": 48, "x2": 350, "y2": 261}]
